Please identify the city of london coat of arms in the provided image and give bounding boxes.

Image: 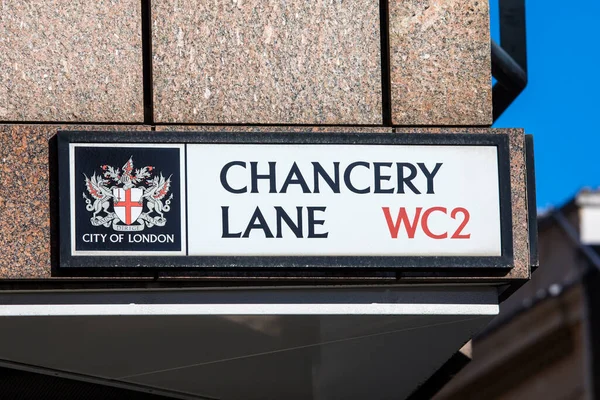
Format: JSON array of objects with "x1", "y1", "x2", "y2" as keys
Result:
[{"x1": 83, "y1": 157, "x2": 173, "y2": 232}]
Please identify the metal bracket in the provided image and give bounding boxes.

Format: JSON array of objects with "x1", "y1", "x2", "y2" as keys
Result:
[{"x1": 492, "y1": 0, "x2": 528, "y2": 122}]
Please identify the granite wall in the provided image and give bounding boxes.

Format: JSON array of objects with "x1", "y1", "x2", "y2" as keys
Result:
[
  {"x1": 0, "y1": 0, "x2": 491, "y2": 125},
  {"x1": 0, "y1": 1, "x2": 528, "y2": 283},
  {"x1": 0, "y1": 1, "x2": 143, "y2": 122}
]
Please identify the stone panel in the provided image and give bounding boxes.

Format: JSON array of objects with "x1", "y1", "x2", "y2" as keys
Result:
[
  {"x1": 0, "y1": 1, "x2": 144, "y2": 122},
  {"x1": 0, "y1": 126, "x2": 528, "y2": 281},
  {"x1": 389, "y1": 0, "x2": 492, "y2": 125},
  {"x1": 154, "y1": 126, "x2": 393, "y2": 133},
  {"x1": 152, "y1": 0, "x2": 382, "y2": 124},
  {"x1": 0, "y1": 125, "x2": 150, "y2": 279}
]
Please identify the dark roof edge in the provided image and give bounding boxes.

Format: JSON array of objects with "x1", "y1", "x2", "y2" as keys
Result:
[{"x1": 477, "y1": 209, "x2": 599, "y2": 340}]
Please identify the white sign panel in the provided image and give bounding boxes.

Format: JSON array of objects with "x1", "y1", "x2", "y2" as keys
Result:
[{"x1": 187, "y1": 144, "x2": 501, "y2": 257}]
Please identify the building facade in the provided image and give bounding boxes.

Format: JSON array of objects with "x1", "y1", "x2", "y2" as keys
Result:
[
  {"x1": 0, "y1": 1, "x2": 534, "y2": 399},
  {"x1": 435, "y1": 192, "x2": 600, "y2": 399}
]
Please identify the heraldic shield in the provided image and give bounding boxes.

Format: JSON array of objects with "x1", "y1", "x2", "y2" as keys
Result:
[{"x1": 113, "y1": 187, "x2": 143, "y2": 225}]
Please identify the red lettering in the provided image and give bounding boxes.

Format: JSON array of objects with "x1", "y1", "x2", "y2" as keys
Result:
[
  {"x1": 382, "y1": 207, "x2": 422, "y2": 239},
  {"x1": 422, "y1": 207, "x2": 448, "y2": 239},
  {"x1": 451, "y1": 207, "x2": 471, "y2": 239},
  {"x1": 383, "y1": 206, "x2": 471, "y2": 240}
]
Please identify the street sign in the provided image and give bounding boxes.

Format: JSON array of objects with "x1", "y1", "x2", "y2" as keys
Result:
[{"x1": 58, "y1": 131, "x2": 513, "y2": 270}]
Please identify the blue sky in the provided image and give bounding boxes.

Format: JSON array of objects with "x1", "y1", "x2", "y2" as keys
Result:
[{"x1": 489, "y1": 1, "x2": 600, "y2": 209}]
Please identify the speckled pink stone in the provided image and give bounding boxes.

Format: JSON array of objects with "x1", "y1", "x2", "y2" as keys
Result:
[
  {"x1": 389, "y1": 0, "x2": 492, "y2": 125},
  {"x1": 0, "y1": 1, "x2": 144, "y2": 122},
  {"x1": 151, "y1": 0, "x2": 383, "y2": 124},
  {"x1": 0, "y1": 125, "x2": 151, "y2": 279}
]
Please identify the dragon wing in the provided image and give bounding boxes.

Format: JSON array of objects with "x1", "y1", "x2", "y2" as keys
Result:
[
  {"x1": 122, "y1": 157, "x2": 134, "y2": 174},
  {"x1": 132, "y1": 165, "x2": 153, "y2": 184},
  {"x1": 84, "y1": 173, "x2": 107, "y2": 200},
  {"x1": 153, "y1": 174, "x2": 172, "y2": 200}
]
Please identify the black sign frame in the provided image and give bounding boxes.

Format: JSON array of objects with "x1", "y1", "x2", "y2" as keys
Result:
[{"x1": 58, "y1": 131, "x2": 514, "y2": 272}]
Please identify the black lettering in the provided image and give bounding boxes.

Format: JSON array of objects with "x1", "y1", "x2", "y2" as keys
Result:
[
  {"x1": 313, "y1": 162, "x2": 340, "y2": 193},
  {"x1": 418, "y1": 163, "x2": 443, "y2": 194},
  {"x1": 275, "y1": 206, "x2": 303, "y2": 238},
  {"x1": 280, "y1": 162, "x2": 311, "y2": 193},
  {"x1": 373, "y1": 162, "x2": 394, "y2": 194},
  {"x1": 220, "y1": 161, "x2": 247, "y2": 194},
  {"x1": 307, "y1": 206, "x2": 328, "y2": 238},
  {"x1": 221, "y1": 206, "x2": 242, "y2": 238},
  {"x1": 344, "y1": 162, "x2": 370, "y2": 194},
  {"x1": 242, "y1": 207, "x2": 274, "y2": 238},
  {"x1": 396, "y1": 163, "x2": 421, "y2": 194},
  {"x1": 250, "y1": 162, "x2": 277, "y2": 193}
]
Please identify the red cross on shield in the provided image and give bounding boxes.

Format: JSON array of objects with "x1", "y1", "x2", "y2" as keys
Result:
[{"x1": 113, "y1": 188, "x2": 143, "y2": 225}]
